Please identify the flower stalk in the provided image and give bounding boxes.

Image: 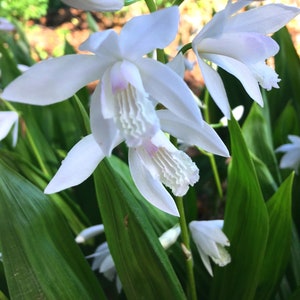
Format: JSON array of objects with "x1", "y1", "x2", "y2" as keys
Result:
[{"x1": 175, "y1": 195, "x2": 197, "y2": 300}]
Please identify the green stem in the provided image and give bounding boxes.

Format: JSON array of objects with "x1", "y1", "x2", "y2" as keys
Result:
[
  {"x1": 203, "y1": 89, "x2": 223, "y2": 199},
  {"x1": 144, "y1": 0, "x2": 156, "y2": 12},
  {"x1": 2, "y1": 100, "x2": 50, "y2": 177},
  {"x1": 175, "y1": 196, "x2": 197, "y2": 300},
  {"x1": 178, "y1": 42, "x2": 192, "y2": 55}
]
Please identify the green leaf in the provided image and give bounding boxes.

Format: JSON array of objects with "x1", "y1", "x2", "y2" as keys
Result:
[
  {"x1": 289, "y1": 286, "x2": 300, "y2": 300},
  {"x1": 243, "y1": 102, "x2": 281, "y2": 185},
  {"x1": 255, "y1": 173, "x2": 294, "y2": 300},
  {"x1": 0, "y1": 42, "x2": 21, "y2": 88},
  {"x1": 0, "y1": 159, "x2": 106, "y2": 299},
  {"x1": 210, "y1": 117, "x2": 269, "y2": 300},
  {"x1": 268, "y1": 27, "x2": 300, "y2": 125},
  {"x1": 250, "y1": 153, "x2": 278, "y2": 201},
  {"x1": 94, "y1": 158, "x2": 186, "y2": 299}
]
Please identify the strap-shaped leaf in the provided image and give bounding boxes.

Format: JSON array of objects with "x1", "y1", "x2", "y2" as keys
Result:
[
  {"x1": 0, "y1": 159, "x2": 106, "y2": 299},
  {"x1": 94, "y1": 157, "x2": 186, "y2": 299},
  {"x1": 210, "y1": 117, "x2": 269, "y2": 300},
  {"x1": 255, "y1": 172, "x2": 294, "y2": 300}
]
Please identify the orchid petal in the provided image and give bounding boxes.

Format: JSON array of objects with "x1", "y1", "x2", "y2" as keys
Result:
[
  {"x1": 158, "y1": 110, "x2": 229, "y2": 157},
  {"x1": 62, "y1": 0, "x2": 123, "y2": 11},
  {"x1": 137, "y1": 57, "x2": 203, "y2": 125},
  {"x1": 75, "y1": 224, "x2": 105, "y2": 243},
  {"x1": 204, "y1": 54, "x2": 263, "y2": 106},
  {"x1": 194, "y1": 0, "x2": 248, "y2": 40},
  {"x1": 195, "y1": 56, "x2": 231, "y2": 118},
  {"x1": 90, "y1": 83, "x2": 123, "y2": 155},
  {"x1": 279, "y1": 151, "x2": 300, "y2": 171},
  {"x1": 2, "y1": 55, "x2": 102, "y2": 105},
  {"x1": 224, "y1": 4, "x2": 300, "y2": 35},
  {"x1": 80, "y1": 30, "x2": 121, "y2": 60},
  {"x1": 199, "y1": 33, "x2": 279, "y2": 63},
  {"x1": 0, "y1": 111, "x2": 18, "y2": 146},
  {"x1": 288, "y1": 135, "x2": 300, "y2": 146},
  {"x1": 167, "y1": 53, "x2": 186, "y2": 78},
  {"x1": 45, "y1": 135, "x2": 104, "y2": 194},
  {"x1": 119, "y1": 7, "x2": 179, "y2": 59},
  {"x1": 128, "y1": 148, "x2": 179, "y2": 217}
]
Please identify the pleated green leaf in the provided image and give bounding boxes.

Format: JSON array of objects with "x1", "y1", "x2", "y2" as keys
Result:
[
  {"x1": 0, "y1": 159, "x2": 106, "y2": 299},
  {"x1": 94, "y1": 157, "x2": 186, "y2": 299},
  {"x1": 255, "y1": 172, "x2": 294, "y2": 300},
  {"x1": 210, "y1": 117, "x2": 269, "y2": 300}
]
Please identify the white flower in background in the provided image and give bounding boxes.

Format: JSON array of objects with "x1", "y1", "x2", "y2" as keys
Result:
[
  {"x1": 3, "y1": 7, "x2": 203, "y2": 156},
  {"x1": 276, "y1": 135, "x2": 300, "y2": 174},
  {"x1": 0, "y1": 17, "x2": 15, "y2": 31},
  {"x1": 75, "y1": 224, "x2": 105, "y2": 243},
  {"x1": 87, "y1": 242, "x2": 122, "y2": 293},
  {"x1": 192, "y1": 0, "x2": 300, "y2": 118},
  {"x1": 61, "y1": 0, "x2": 123, "y2": 11},
  {"x1": 0, "y1": 111, "x2": 19, "y2": 146},
  {"x1": 158, "y1": 224, "x2": 181, "y2": 249},
  {"x1": 44, "y1": 109, "x2": 229, "y2": 216},
  {"x1": 189, "y1": 220, "x2": 231, "y2": 276},
  {"x1": 220, "y1": 105, "x2": 244, "y2": 127}
]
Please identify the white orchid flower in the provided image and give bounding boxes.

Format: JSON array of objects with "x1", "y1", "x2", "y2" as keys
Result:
[
  {"x1": 0, "y1": 17, "x2": 15, "y2": 31},
  {"x1": 87, "y1": 242, "x2": 122, "y2": 293},
  {"x1": 192, "y1": 0, "x2": 300, "y2": 118},
  {"x1": 3, "y1": 7, "x2": 203, "y2": 156},
  {"x1": 61, "y1": 0, "x2": 123, "y2": 11},
  {"x1": 0, "y1": 111, "x2": 19, "y2": 146},
  {"x1": 189, "y1": 220, "x2": 231, "y2": 276},
  {"x1": 44, "y1": 109, "x2": 229, "y2": 216},
  {"x1": 276, "y1": 135, "x2": 300, "y2": 174}
]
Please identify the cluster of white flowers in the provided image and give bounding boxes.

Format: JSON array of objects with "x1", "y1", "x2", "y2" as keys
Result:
[
  {"x1": 2, "y1": 0, "x2": 298, "y2": 216},
  {"x1": 1, "y1": 0, "x2": 299, "y2": 284}
]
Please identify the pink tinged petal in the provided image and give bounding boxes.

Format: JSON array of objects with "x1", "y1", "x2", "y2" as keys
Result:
[
  {"x1": 61, "y1": 0, "x2": 123, "y2": 11},
  {"x1": 45, "y1": 134, "x2": 104, "y2": 194},
  {"x1": 137, "y1": 58, "x2": 203, "y2": 125},
  {"x1": 128, "y1": 148, "x2": 179, "y2": 216},
  {"x1": 0, "y1": 111, "x2": 18, "y2": 146},
  {"x1": 90, "y1": 83, "x2": 122, "y2": 156},
  {"x1": 224, "y1": 4, "x2": 300, "y2": 35},
  {"x1": 119, "y1": 6, "x2": 179, "y2": 59},
  {"x1": 157, "y1": 110, "x2": 229, "y2": 157},
  {"x1": 141, "y1": 131, "x2": 200, "y2": 197},
  {"x1": 2, "y1": 55, "x2": 102, "y2": 105},
  {"x1": 80, "y1": 30, "x2": 121, "y2": 60},
  {"x1": 204, "y1": 54, "x2": 263, "y2": 106},
  {"x1": 198, "y1": 33, "x2": 279, "y2": 63},
  {"x1": 194, "y1": 55, "x2": 231, "y2": 118},
  {"x1": 108, "y1": 61, "x2": 160, "y2": 147}
]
